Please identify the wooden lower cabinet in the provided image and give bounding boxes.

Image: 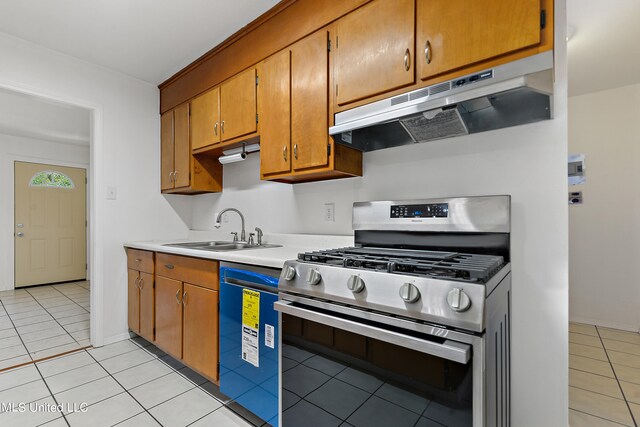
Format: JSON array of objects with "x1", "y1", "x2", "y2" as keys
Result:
[
  {"x1": 127, "y1": 249, "x2": 155, "y2": 342},
  {"x1": 155, "y1": 276, "x2": 184, "y2": 359},
  {"x1": 182, "y1": 284, "x2": 219, "y2": 380},
  {"x1": 153, "y1": 254, "x2": 220, "y2": 383}
]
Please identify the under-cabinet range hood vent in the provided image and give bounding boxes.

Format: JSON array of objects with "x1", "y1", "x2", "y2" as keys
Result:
[{"x1": 330, "y1": 51, "x2": 554, "y2": 152}]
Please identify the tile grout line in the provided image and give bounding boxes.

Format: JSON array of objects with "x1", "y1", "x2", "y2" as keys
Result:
[
  {"x1": 0, "y1": 297, "x2": 33, "y2": 364},
  {"x1": 571, "y1": 408, "x2": 630, "y2": 427},
  {"x1": 595, "y1": 325, "x2": 638, "y2": 427},
  {"x1": 84, "y1": 345, "x2": 178, "y2": 427},
  {"x1": 25, "y1": 287, "x2": 87, "y2": 348},
  {"x1": 32, "y1": 358, "x2": 72, "y2": 427}
]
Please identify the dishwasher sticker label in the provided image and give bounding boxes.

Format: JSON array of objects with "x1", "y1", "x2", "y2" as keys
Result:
[
  {"x1": 242, "y1": 289, "x2": 260, "y2": 367},
  {"x1": 242, "y1": 325, "x2": 259, "y2": 367},
  {"x1": 265, "y1": 324, "x2": 274, "y2": 349},
  {"x1": 242, "y1": 289, "x2": 260, "y2": 329}
]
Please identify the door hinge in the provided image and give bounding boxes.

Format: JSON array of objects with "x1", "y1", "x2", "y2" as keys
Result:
[
  {"x1": 256, "y1": 113, "x2": 259, "y2": 124},
  {"x1": 328, "y1": 39, "x2": 331, "y2": 52},
  {"x1": 85, "y1": 263, "x2": 88, "y2": 270},
  {"x1": 540, "y1": 10, "x2": 546, "y2": 29},
  {"x1": 85, "y1": 177, "x2": 88, "y2": 184},
  {"x1": 327, "y1": 143, "x2": 332, "y2": 156},
  {"x1": 85, "y1": 220, "x2": 88, "y2": 227}
]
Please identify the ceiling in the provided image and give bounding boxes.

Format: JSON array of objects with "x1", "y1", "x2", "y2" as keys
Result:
[
  {"x1": 0, "y1": 87, "x2": 90, "y2": 145},
  {"x1": 0, "y1": 0, "x2": 279, "y2": 85},
  {"x1": 567, "y1": 0, "x2": 640, "y2": 96}
]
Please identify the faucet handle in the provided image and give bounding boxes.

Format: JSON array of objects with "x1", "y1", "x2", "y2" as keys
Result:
[
  {"x1": 248, "y1": 233, "x2": 255, "y2": 245},
  {"x1": 254, "y1": 227, "x2": 263, "y2": 245},
  {"x1": 230, "y1": 232, "x2": 238, "y2": 242}
]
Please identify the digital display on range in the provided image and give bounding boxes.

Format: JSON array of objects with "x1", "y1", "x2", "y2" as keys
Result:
[{"x1": 390, "y1": 203, "x2": 449, "y2": 218}]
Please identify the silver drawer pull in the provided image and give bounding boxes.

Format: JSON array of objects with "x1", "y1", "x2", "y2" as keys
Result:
[{"x1": 165, "y1": 264, "x2": 174, "y2": 270}]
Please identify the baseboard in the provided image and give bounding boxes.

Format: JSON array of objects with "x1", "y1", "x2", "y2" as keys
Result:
[
  {"x1": 101, "y1": 332, "x2": 134, "y2": 347},
  {"x1": 570, "y1": 316, "x2": 640, "y2": 333}
]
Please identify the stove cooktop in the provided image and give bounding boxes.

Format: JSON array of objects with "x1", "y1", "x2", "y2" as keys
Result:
[{"x1": 298, "y1": 246, "x2": 505, "y2": 283}]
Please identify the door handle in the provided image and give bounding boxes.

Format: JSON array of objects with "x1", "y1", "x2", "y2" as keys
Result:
[
  {"x1": 16, "y1": 232, "x2": 24, "y2": 238},
  {"x1": 138, "y1": 277, "x2": 144, "y2": 290},
  {"x1": 16, "y1": 223, "x2": 24, "y2": 228},
  {"x1": 214, "y1": 122, "x2": 218, "y2": 136},
  {"x1": 182, "y1": 291, "x2": 187, "y2": 306},
  {"x1": 404, "y1": 48, "x2": 411, "y2": 71},
  {"x1": 175, "y1": 289, "x2": 182, "y2": 305},
  {"x1": 425, "y1": 40, "x2": 432, "y2": 64}
]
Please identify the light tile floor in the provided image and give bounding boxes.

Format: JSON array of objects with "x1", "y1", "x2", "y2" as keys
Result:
[
  {"x1": 569, "y1": 322, "x2": 640, "y2": 426},
  {"x1": 0, "y1": 282, "x2": 91, "y2": 370},
  {"x1": 0, "y1": 336, "x2": 259, "y2": 426}
]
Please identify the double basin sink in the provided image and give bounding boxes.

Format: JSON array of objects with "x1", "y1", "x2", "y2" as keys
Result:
[{"x1": 163, "y1": 241, "x2": 281, "y2": 252}]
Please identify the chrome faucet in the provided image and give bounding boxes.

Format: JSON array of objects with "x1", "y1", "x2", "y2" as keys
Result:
[{"x1": 214, "y1": 208, "x2": 246, "y2": 242}]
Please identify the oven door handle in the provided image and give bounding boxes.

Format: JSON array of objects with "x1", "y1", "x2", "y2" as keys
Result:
[{"x1": 274, "y1": 300, "x2": 471, "y2": 364}]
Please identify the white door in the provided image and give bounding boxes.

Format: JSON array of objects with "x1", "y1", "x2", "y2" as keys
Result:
[{"x1": 14, "y1": 162, "x2": 87, "y2": 287}]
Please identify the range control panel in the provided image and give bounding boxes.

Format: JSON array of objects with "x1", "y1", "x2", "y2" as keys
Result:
[{"x1": 390, "y1": 203, "x2": 449, "y2": 219}]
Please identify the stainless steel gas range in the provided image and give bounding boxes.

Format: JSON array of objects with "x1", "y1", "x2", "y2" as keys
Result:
[{"x1": 275, "y1": 196, "x2": 511, "y2": 427}]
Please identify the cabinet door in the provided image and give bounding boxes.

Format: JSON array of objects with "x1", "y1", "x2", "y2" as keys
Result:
[
  {"x1": 418, "y1": 0, "x2": 541, "y2": 80},
  {"x1": 127, "y1": 270, "x2": 140, "y2": 334},
  {"x1": 155, "y1": 276, "x2": 183, "y2": 359},
  {"x1": 173, "y1": 103, "x2": 191, "y2": 188},
  {"x1": 291, "y1": 30, "x2": 330, "y2": 171},
  {"x1": 139, "y1": 272, "x2": 155, "y2": 342},
  {"x1": 220, "y1": 68, "x2": 257, "y2": 141},
  {"x1": 191, "y1": 87, "x2": 221, "y2": 150},
  {"x1": 334, "y1": 0, "x2": 415, "y2": 105},
  {"x1": 160, "y1": 111, "x2": 174, "y2": 191},
  {"x1": 259, "y1": 50, "x2": 291, "y2": 176},
  {"x1": 182, "y1": 284, "x2": 219, "y2": 381}
]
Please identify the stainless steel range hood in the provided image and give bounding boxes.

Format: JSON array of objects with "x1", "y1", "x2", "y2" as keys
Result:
[{"x1": 329, "y1": 51, "x2": 554, "y2": 152}]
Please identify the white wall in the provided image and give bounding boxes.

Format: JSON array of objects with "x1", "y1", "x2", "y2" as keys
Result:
[
  {"x1": 192, "y1": 4, "x2": 569, "y2": 423},
  {"x1": 0, "y1": 32, "x2": 192, "y2": 345},
  {"x1": 568, "y1": 83, "x2": 640, "y2": 332},
  {"x1": 0, "y1": 133, "x2": 90, "y2": 291}
]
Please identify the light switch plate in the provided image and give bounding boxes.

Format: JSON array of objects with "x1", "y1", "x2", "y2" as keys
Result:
[{"x1": 106, "y1": 187, "x2": 117, "y2": 200}]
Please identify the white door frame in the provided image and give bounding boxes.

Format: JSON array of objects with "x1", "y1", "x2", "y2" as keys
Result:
[
  {"x1": 0, "y1": 81, "x2": 105, "y2": 348},
  {"x1": 11, "y1": 159, "x2": 90, "y2": 287}
]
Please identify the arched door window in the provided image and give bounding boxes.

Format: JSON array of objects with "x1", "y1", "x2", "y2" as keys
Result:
[{"x1": 29, "y1": 171, "x2": 75, "y2": 189}]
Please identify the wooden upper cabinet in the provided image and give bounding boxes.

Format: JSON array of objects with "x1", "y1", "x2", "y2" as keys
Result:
[
  {"x1": 220, "y1": 68, "x2": 257, "y2": 141},
  {"x1": 160, "y1": 111, "x2": 174, "y2": 191},
  {"x1": 182, "y1": 284, "x2": 219, "y2": 382},
  {"x1": 173, "y1": 103, "x2": 191, "y2": 188},
  {"x1": 292, "y1": 30, "x2": 330, "y2": 171},
  {"x1": 334, "y1": 0, "x2": 415, "y2": 106},
  {"x1": 259, "y1": 50, "x2": 291, "y2": 176},
  {"x1": 191, "y1": 87, "x2": 221, "y2": 150},
  {"x1": 418, "y1": 0, "x2": 542, "y2": 80}
]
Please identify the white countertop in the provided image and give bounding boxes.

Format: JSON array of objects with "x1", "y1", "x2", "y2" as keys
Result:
[{"x1": 124, "y1": 231, "x2": 354, "y2": 269}]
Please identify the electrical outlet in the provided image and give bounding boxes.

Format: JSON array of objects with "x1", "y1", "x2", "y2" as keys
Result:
[
  {"x1": 324, "y1": 203, "x2": 335, "y2": 222},
  {"x1": 106, "y1": 187, "x2": 117, "y2": 200}
]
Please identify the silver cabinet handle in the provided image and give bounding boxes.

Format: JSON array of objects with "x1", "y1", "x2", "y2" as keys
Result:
[
  {"x1": 404, "y1": 48, "x2": 411, "y2": 71},
  {"x1": 425, "y1": 40, "x2": 432, "y2": 64},
  {"x1": 293, "y1": 144, "x2": 298, "y2": 160},
  {"x1": 182, "y1": 291, "x2": 187, "y2": 306},
  {"x1": 175, "y1": 289, "x2": 182, "y2": 305},
  {"x1": 173, "y1": 171, "x2": 178, "y2": 182},
  {"x1": 283, "y1": 146, "x2": 287, "y2": 161},
  {"x1": 169, "y1": 171, "x2": 175, "y2": 182},
  {"x1": 214, "y1": 122, "x2": 218, "y2": 135},
  {"x1": 139, "y1": 277, "x2": 144, "y2": 290},
  {"x1": 221, "y1": 120, "x2": 225, "y2": 134},
  {"x1": 273, "y1": 300, "x2": 471, "y2": 364},
  {"x1": 134, "y1": 277, "x2": 140, "y2": 288},
  {"x1": 164, "y1": 264, "x2": 174, "y2": 270},
  {"x1": 16, "y1": 232, "x2": 24, "y2": 237}
]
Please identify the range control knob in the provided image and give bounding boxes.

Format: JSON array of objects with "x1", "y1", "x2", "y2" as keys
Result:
[
  {"x1": 282, "y1": 265, "x2": 296, "y2": 281},
  {"x1": 306, "y1": 269, "x2": 322, "y2": 286},
  {"x1": 399, "y1": 283, "x2": 420, "y2": 303},
  {"x1": 447, "y1": 288, "x2": 471, "y2": 312},
  {"x1": 347, "y1": 275, "x2": 365, "y2": 293}
]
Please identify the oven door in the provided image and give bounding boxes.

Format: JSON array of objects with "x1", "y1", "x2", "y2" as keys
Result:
[{"x1": 275, "y1": 297, "x2": 484, "y2": 427}]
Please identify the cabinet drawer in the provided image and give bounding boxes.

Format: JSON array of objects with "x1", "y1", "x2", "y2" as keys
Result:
[
  {"x1": 127, "y1": 249, "x2": 154, "y2": 274},
  {"x1": 156, "y1": 253, "x2": 219, "y2": 290}
]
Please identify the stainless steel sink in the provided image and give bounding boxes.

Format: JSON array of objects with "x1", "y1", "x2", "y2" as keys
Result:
[{"x1": 162, "y1": 241, "x2": 281, "y2": 252}]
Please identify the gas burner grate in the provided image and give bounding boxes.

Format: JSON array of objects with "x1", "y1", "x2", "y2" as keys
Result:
[{"x1": 299, "y1": 247, "x2": 505, "y2": 283}]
